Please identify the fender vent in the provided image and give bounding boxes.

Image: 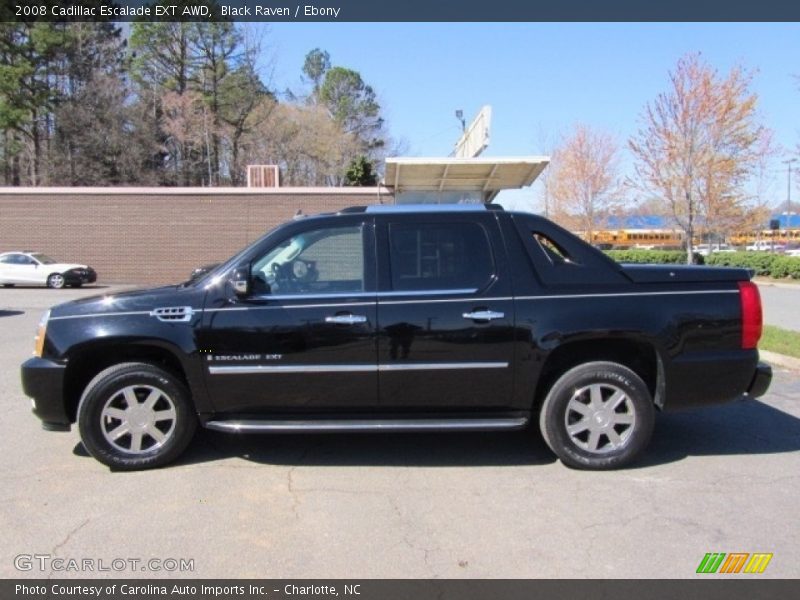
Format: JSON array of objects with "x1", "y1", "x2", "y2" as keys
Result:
[{"x1": 150, "y1": 306, "x2": 195, "y2": 322}]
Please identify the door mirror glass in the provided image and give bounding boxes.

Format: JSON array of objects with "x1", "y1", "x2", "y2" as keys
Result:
[{"x1": 230, "y1": 263, "x2": 251, "y2": 297}]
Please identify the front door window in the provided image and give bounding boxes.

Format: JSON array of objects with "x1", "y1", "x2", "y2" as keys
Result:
[{"x1": 251, "y1": 225, "x2": 365, "y2": 296}]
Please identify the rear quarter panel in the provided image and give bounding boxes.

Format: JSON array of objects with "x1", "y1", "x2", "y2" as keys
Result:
[{"x1": 501, "y1": 213, "x2": 751, "y2": 411}]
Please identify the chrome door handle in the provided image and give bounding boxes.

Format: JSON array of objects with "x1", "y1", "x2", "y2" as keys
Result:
[
  {"x1": 462, "y1": 310, "x2": 505, "y2": 321},
  {"x1": 325, "y1": 314, "x2": 368, "y2": 325}
]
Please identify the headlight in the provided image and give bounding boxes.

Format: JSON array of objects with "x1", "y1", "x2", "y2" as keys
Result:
[{"x1": 33, "y1": 310, "x2": 50, "y2": 357}]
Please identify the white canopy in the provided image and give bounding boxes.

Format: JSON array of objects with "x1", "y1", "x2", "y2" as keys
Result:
[{"x1": 384, "y1": 156, "x2": 549, "y2": 201}]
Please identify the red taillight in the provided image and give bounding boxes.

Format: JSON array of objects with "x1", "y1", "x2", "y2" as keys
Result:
[{"x1": 738, "y1": 281, "x2": 763, "y2": 349}]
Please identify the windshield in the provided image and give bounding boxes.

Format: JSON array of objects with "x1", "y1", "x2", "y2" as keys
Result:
[{"x1": 31, "y1": 253, "x2": 57, "y2": 264}]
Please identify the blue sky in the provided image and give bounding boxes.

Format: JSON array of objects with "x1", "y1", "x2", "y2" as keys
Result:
[{"x1": 256, "y1": 23, "x2": 800, "y2": 211}]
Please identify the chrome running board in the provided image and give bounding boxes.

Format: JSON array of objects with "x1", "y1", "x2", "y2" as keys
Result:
[{"x1": 204, "y1": 417, "x2": 528, "y2": 433}]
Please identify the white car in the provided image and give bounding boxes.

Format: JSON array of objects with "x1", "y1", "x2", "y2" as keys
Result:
[
  {"x1": 0, "y1": 252, "x2": 97, "y2": 288},
  {"x1": 695, "y1": 243, "x2": 736, "y2": 256},
  {"x1": 746, "y1": 240, "x2": 785, "y2": 252}
]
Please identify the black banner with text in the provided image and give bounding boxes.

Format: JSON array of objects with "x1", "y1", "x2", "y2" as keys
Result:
[
  {"x1": 5, "y1": 579, "x2": 800, "y2": 600},
  {"x1": 2, "y1": 0, "x2": 800, "y2": 23}
]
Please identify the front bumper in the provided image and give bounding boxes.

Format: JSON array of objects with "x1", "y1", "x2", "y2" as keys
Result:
[
  {"x1": 64, "y1": 268, "x2": 97, "y2": 285},
  {"x1": 21, "y1": 357, "x2": 71, "y2": 431},
  {"x1": 747, "y1": 362, "x2": 772, "y2": 398}
]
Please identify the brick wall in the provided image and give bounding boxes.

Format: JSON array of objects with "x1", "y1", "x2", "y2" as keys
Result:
[{"x1": 0, "y1": 187, "x2": 392, "y2": 284}]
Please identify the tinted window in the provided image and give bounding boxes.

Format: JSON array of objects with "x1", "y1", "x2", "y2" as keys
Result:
[
  {"x1": 2, "y1": 254, "x2": 29, "y2": 265},
  {"x1": 388, "y1": 222, "x2": 493, "y2": 292},
  {"x1": 532, "y1": 232, "x2": 580, "y2": 266},
  {"x1": 252, "y1": 225, "x2": 364, "y2": 296},
  {"x1": 511, "y1": 213, "x2": 627, "y2": 287},
  {"x1": 0, "y1": 255, "x2": 13, "y2": 264}
]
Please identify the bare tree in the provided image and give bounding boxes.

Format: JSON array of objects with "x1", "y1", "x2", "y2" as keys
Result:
[
  {"x1": 244, "y1": 103, "x2": 360, "y2": 186},
  {"x1": 630, "y1": 53, "x2": 771, "y2": 263},
  {"x1": 217, "y1": 28, "x2": 273, "y2": 186},
  {"x1": 160, "y1": 91, "x2": 210, "y2": 185}
]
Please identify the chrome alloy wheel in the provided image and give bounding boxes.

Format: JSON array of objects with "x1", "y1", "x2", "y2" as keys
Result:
[
  {"x1": 100, "y1": 385, "x2": 177, "y2": 454},
  {"x1": 564, "y1": 383, "x2": 636, "y2": 454}
]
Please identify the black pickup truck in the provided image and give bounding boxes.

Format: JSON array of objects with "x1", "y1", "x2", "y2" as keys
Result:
[{"x1": 21, "y1": 204, "x2": 771, "y2": 470}]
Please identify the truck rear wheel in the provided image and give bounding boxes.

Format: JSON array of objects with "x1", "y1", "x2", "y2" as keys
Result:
[
  {"x1": 77, "y1": 362, "x2": 197, "y2": 470},
  {"x1": 539, "y1": 361, "x2": 654, "y2": 470}
]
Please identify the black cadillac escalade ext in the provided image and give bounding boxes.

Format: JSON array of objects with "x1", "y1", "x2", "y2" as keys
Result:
[{"x1": 21, "y1": 204, "x2": 772, "y2": 470}]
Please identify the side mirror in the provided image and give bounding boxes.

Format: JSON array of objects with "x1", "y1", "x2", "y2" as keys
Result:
[{"x1": 230, "y1": 263, "x2": 251, "y2": 297}]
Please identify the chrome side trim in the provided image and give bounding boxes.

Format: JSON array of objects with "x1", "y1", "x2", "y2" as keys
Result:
[
  {"x1": 209, "y1": 364, "x2": 375, "y2": 375},
  {"x1": 378, "y1": 288, "x2": 478, "y2": 297},
  {"x1": 378, "y1": 362, "x2": 508, "y2": 371},
  {"x1": 204, "y1": 417, "x2": 528, "y2": 433},
  {"x1": 204, "y1": 302, "x2": 374, "y2": 312},
  {"x1": 246, "y1": 288, "x2": 477, "y2": 301},
  {"x1": 515, "y1": 290, "x2": 739, "y2": 300},
  {"x1": 380, "y1": 296, "x2": 513, "y2": 305},
  {"x1": 208, "y1": 362, "x2": 509, "y2": 375},
  {"x1": 49, "y1": 310, "x2": 153, "y2": 321},
  {"x1": 250, "y1": 292, "x2": 376, "y2": 300}
]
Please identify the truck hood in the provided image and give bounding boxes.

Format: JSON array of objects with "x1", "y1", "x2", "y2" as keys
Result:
[
  {"x1": 49, "y1": 285, "x2": 204, "y2": 319},
  {"x1": 621, "y1": 264, "x2": 752, "y2": 283}
]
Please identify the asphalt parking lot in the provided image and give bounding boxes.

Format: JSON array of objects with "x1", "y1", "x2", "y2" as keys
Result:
[
  {"x1": 757, "y1": 281, "x2": 800, "y2": 331},
  {"x1": 1, "y1": 285, "x2": 799, "y2": 579}
]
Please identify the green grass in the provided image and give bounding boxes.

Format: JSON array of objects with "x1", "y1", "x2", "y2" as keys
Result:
[{"x1": 760, "y1": 325, "x2": 800, "y2": 359}]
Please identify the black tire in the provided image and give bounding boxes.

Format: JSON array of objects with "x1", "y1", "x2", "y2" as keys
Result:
[
  {"x1": 47, "y1": 273, "x2": 66, "y2": 289},
  {"x1": 77, "y1": 362, "x2": 197, "y2": 470},
  {"x1": 539, "y1": 361, "x2": 655, "y2": 470}
]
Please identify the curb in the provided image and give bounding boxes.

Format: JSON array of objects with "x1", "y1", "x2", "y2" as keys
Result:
[
  {"x1": 759, "y1": 350, "x2": 800, "y2": 371},
  {"x1": 754, "y1": 279, "x2": 800, "y2": 290}
]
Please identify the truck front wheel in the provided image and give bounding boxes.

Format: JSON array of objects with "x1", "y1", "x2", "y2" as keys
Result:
[
  {"x1": 539, "y1": 361, "x2": 655, "y2": 470},
  {"x1": 77, "y1": 362, "x2": 197, "y2": 470}
]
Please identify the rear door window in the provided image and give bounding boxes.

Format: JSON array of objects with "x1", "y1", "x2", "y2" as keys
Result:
[{"x1": 388, "y1": 222, "x2": 494, "y2": 292}]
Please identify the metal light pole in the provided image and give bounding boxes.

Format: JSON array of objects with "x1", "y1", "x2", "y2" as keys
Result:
[
  {"x1": 454, "y1": 109, "x2": 465, "y2": 132},
  {"x1": 784, "y1": 158, "x2": 798, "y2": 215}
]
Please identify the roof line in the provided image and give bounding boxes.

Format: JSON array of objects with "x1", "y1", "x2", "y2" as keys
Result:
[{"x1": 386, "y1": 156, "x2": 550, "y2": 165}]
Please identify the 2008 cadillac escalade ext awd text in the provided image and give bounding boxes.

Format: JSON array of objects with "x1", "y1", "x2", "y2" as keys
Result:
[{"x1": 21, "y1": 204, "x2": 772, "y2": 470}]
